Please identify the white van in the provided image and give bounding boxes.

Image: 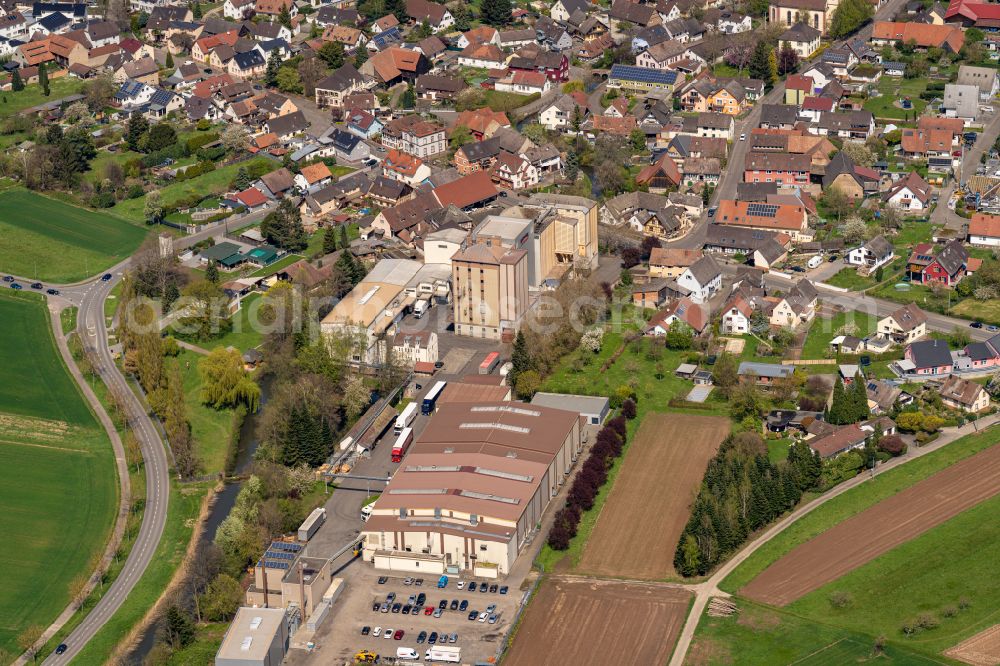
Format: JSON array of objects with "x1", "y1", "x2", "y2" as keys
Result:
[
  {"x1": 396, "y1": 647, "x2": 419, "y2": 659},
  {"x1": 807, "y1": 255, "x2": 823, "y2": 269},
  {"x1": 361, "y1": 503, "x2": 373, "y2": 522}
]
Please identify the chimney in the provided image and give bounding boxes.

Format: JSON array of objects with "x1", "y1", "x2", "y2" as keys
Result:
[{"x1": 261, "y1": 557, "x2": 268, "y2": 608}]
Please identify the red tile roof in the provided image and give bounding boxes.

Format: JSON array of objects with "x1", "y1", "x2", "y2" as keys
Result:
[{"x1": 431, "y1": 170, "x2": 499, "y2": 209}]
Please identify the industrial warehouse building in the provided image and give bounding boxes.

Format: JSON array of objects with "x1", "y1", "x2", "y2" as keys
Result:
[
  {"x1": 215, "y1": 607, "x2": 290, "y2": 666},
  {"x1": 361, "y1": 402, "x2": 582, "y2": 576},
  {"x1": 530, "y1": 392, "x2": 610, "y2": 425}
]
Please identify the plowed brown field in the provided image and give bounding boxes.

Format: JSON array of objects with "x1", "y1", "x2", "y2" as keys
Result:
[
  {"x1": 945, "y1": 624, "x2": 1000, "y2": 666},
  {"x1": 503, "y1": 577, "x2": 691, "y2": 666},
  {"x1": 575, "y1": 413, "x2": 729, "y2": 579},
  {"x1": 741, "y1": 442, "x2": 1000, "y2": 606}
]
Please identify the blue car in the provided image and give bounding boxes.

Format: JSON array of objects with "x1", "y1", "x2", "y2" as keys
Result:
[
  {"x1": 101, "y1": 273, "x2": 113, "y2": 281},
  {"x1": 437, "y1": 575, "x2": 448, "y2": 589},
  {"x1": 10, "y1": 282, "x2": 22, "y2": 290}
]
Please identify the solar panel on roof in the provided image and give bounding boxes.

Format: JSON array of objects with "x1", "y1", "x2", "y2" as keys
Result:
[{"x1": 746, "y1": 203, "x2": 779, "y2": 218}]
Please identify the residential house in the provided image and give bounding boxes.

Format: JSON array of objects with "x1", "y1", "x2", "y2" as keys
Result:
[
  {"x1": 415, "y1": 74, "x2": 463, "y2": 102},
  {"x1": 718, "y1": 11, "x2": 752, "y2": 33},
  {"x1": 227, "y1": 49, "x2": 265, "y2": 81},
  {"x1": 884, "y1": 171, "x2": 933, "y2": 211},
  {"x1": 266, "y1": 110, "x2": 308, "y2": 141},
  {"x1": 942, "y1": 83, "x2": 979, "y2": 120},
  {"x1": 682, "y1": 157, "x2": 721, "y2": 188},
  {"x1": 957, "y1": 65, "x2": 1000, "y2": 99},
  {"x1": 737, "y1": 361, "x2": 795, "y2": 386},
  {"x1": 491, "y1": 152, "x2": 538, "y2": 191},
  {"x1": 969, "y1": 212, "x2": 1000, "y2": 247},
  {"x1": 294, "y1": 162, "x2": 333, "y2": 192},
  {"x1": 495, "y1": 70, "x2": 552, "y2": 95},
  {"x1": 645, "y1": 297, "x2": 708, "y2": 334},
  {"x1": 906, "y1": 240, "x2": 970, "y2": 286},
  {"x1": 551, "y1": 0, "x2": 591, "y2": 22},
  {"x1": 720, "y1": 293, "x2": 754, "y2": 334},
  {"x1": 648, "y1": 247, "x2": 702, "y2": 278},
  {"x1": 608, "y1": 63, "x2": 678, "y2": 94},
  {"x1": 903, "y1": 339, "x2": 954, "y2": 375},
  {"x1": 822, "y1": 150, "x2": 879, "y2": 198},
  {"x1": 878, "y1": 303, "x2": 928, "y2": 345},
  {"x1": 769, "y1": 279, "x2": 818, "y2": 327},
  {"x1": 780, "y1": 22, "x2": 821, "y2": 58},
  {"x1": 345, "y1": 109, "x2": 383, "y2": 139},
  {"x1": 381, "y1": 114, "x2": 446, "y2": 158},
  {"x1": 314, "y1": 63, "x2": 369, "y2": 109},
  {"x1": 870, "y1": 21, "x2": 965, "y2": 52},
  {"x1": 635, "y1": 153, "x2": 682, "y2": 193},
  {"x1": 816, "y1": 110, "x2": 876, "y2": 139},
  {"x1": 393, "y1": 330, "x2": 439, "y2": 366},
  {"x1": 322, "y1": 127, "x2": 371, "y2": 162},
  {"x1": 675, "y1": 254, "x2": 722, "y2": 304},
  {"x1": 808, "y1": 423, "x2": 870, "y2": 459},
  {"x1": 362, "y1": 47, "x2": 429, "y2": 86},
  {"x1": 631, "y1": 279, "x2": 670, "y2": 308},
  {"x1": 939, "y1": 375, "x2": 991, "y2": 412},
  {"x1": 457, "y1": 42, "x2": 505, "y2": 68},
  {"x1": 254, "y1": 0, "x2": 296, "y2": 19},
  {"x1": 610, "y1": 0, "x2": 661, "y2": 28},
  {"x1": 382, "y1": 149, "x2": 432, "y2": 187},
  {"x1": 784, "y1": 73, "x2": 814, "y2": 105},
  {"x1": 696, "y1": 112, "x2": 735, "y2": 140},
  {"x1": 743, "y1": 152, "x2": 811, "y2": 186},
  {"x1": 539, "y1": 94, "x2": 589, "y2": 132},
  {"x1": 846, "y1": 235, "x2": 895, "y2": 274}
]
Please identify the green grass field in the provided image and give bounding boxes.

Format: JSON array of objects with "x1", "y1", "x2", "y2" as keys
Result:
[
  {"x1": 689, "y1": 601, "x2": 944, "y2": 665},
  {"x1": 111, "y1": 158, "x2": 274, "y2": 223},
  {"x1": 0, "y1": 77, "x2": 83, "y2": 119},
  {"x1": 176, "y1": 350, "x2": 239, "y2": 475},
  {"x1": 0, "y1": 293, "x2": 116, "y2": 657},
  {"x1": 721, "y1": 426, "x2": 1000, "y2": 594},
  {"x1": 789, "y1": 491, "x2": 1000, "y2": 657},
  {"x1": 824, "y1": 267, "x2": 876, "y2": 291},
  {"x1": 0, "y1": 189, "x2": 148, "y2": 283},
  {"x1": 800, "y1": 311, "x2": 876, "y2": 360}
]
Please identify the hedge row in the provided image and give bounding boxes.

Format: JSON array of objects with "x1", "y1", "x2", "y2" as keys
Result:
[{"x1": 546, "y1": 401, "x2": 636, "y2": 551}]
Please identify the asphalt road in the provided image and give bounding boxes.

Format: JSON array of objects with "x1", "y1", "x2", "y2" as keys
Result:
[{"x1": 39, "y1": 271, "x2": 171, "y2": 666}]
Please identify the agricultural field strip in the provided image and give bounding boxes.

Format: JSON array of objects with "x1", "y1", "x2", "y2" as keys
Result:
[
  {"x1": 944, "y1": 624, "x2": 1000, "y2": 666},
  {"x1": 504, "y1": 577, "x2": 690, "y2": 666},
  {"x1": 741, "y1": 442, "x2": 1000, "y2": 606},
  {"x1": 574, "y1": 414, "x2": 730, "y2": 580}
]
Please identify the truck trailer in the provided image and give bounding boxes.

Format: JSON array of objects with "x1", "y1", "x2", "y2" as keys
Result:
[
  {"x1": 297, "y1": 507, "x2": 326, "y2": 541},
  {"x1": 391, "y1": 427, "x2": 413, "y2": 463},
  {"x1": 425, "y1": 646, "x2": 461, "y2": 663},
  {"x1": 394, "y1": 402, "x2": 417, "y2": 434}
]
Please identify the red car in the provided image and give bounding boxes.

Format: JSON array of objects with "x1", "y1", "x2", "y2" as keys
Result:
[
  {"x1": 424, "y1": 606, "x2": 434, "y2": 615},
  {"x1": 394, "y1": 630, "x2": 404, "y2": 640}
]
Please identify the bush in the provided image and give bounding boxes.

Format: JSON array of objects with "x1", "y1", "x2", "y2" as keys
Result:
[
  {"x1": 126, "y1": 183, "x2": 145, "y2": 199},
  {"x1": 829, "y1": 591, "x2": 852, "y2": 608},
  {"x1": 916, "y1": 613, "x2": 939, "y2": 630},
  {"x1": 621, "y1": 398, "x2": 636, "y2": 420},
  {"x1": 878, "y1": 434, "x2": 906, "y2": 456},
  {"x1": 89, "y1": 191, "x2": 116, "y2": 208},
  {"x1": 607, "y1": 415, "x2": 627, "y2": 441},
  {"x1": 186, "y1": 131, "x2": 219, "y2": 153},
  {"x1": 942, "y1": 606, "x2": 958, "y2": 618}
]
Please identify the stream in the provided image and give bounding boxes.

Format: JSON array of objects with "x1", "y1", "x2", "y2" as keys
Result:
[{"x1": 125, "y1": 376, "x2": 272, "y2": 664}]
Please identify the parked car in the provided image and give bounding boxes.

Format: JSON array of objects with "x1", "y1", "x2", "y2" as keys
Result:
[
  {"x1": 391, "y1": 603, "x2": 401, "y2": 613},
  {"x1": 373, "y1": 601, "x2": 381, "y2": 611},
  {"x1": 467, "y1": 611, "x2": 478, "y2": 620},
  {"x1": 380, "y1": 602, "x2": 389, "y2": 613},
  {"x1": 416, "y1": 593, "x2": 426, "y2": 606},
  {"x1": 449, "y1": 633, "x2": 458, "y2": 643},
  {"x1": 790, "y1": 266, "x2": 806, "y2": 273},
  {"x1": 989, "y1": 325, "x2": 999, "y2": 332},
  {"x1": 361, "y1": 626, "x2": 371, "y2": 635},
  {"x1": 30, "y1": 282, "x2": 42, "y2": 289},
  {"x1": 424, "y1": 606, "x2": 434, "y2": 615},
  {"x1": 415, "y1": 578, "x2": 423, "y2": 586},
  {"x1": 479, "y1": 584, "x2": 488, "y2": 594},
  {"x1": 489, "y1": 614, "x2": 498, "y2": 624},
  {"x1": 478, "y1": 611, "x2": 489, "y2": 622},
  {"x1": 433, "y1": 608, "x2": 443, "y2": 618},
  {"x1": 486, "y1": 604, "x2": 496, "y2": 614},
  {"x1": 417, "y1": 631, "x2": 427, "y2": 644},
  {"x1": 394, "y1": 629, "x2": 404, "y2": 640},
  {"x1": 739, "y1": 133, "x2": 746, "y2": 141},
  {"x1": 383, "y1": 628, "x2": 392, "y2": 639},
  {"x1": 428, "y1": 632, "x2": 438, "y2": 644},
  {"x1": 468, "y1": 582, "x2": 476, "y2": 592},
  {"x1": 410, "y1": 606, "x2": 422, "y2": 615},
  {"x1": 386, "y1": 592, "x2": 396, "y2": 602},
  {"x1": 402, "y1": 605, "x2": 412, "y2": 614},
  {"x1": 489, "y1": 584, "x2": 498, "y2": 593},
  {"x1": 46, "y1": 288, "x2": 59, "y2": 295},
  {"x1": 456, "y1": 582, "x2": 465, "y2": 590},
  {"x1": 499, "y1": 586, "x2": 508, "y2": 595},
  {"x1": 404, "y1": 577, "x2": 414, "y2": 586},
  {"x1": 438, "y1": 600, "x2": 448, "y2": 610},
  {"x1": 378, "y1": 576, "x2": 388, "y2": 584},
  {"x1": 459, "y1": 600, "x2": 468, "y2": 611},
  {"x1": 450, "y1": 600, "x2": 459, "y2": 610},
  {"x1": 437, "y1": 575, "x2": 448, "y2": 588},
  {"x1": 101, "y1": 273, "x2": 112, "y2": 281},
  {"x1": 373, "y1": 627, "x2": 382, "y2": 638}
]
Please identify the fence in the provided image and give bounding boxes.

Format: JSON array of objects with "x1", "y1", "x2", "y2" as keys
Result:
[{"x1": 494, "y1": 566, "x2": 545, "y2": 665}]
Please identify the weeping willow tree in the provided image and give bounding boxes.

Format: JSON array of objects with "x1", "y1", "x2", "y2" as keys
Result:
[{"x1": 198, "y1": 347, "x2": 261, "y2": 412}]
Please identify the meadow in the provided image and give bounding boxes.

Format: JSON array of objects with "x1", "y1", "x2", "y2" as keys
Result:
[
  {"x1": 0, "y1": 189, "x2": 147, "y2": 283},
  {"x1": 0, "y1": 293, "x2": 116, "y2": 656}
]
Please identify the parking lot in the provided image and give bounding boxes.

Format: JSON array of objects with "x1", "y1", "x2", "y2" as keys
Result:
[{"x1": 288, "y1": 561, "x2": 527, "y2": 665}]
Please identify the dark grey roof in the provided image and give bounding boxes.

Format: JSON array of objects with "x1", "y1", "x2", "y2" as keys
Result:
[
  {"x1": 908, "y1": 339, "x2": 953, "y2": 369},
  {"x1": 965, "y1": 342, "x2": 994, "y2": 362},
  {"x1": 704, "y1": 224, "x2": 778, "y2": 251},
  {"x1": 232, "y1": 49, "x2": 265, "y2": 70},
  {"x1": 936, "y1": 239, "x2": 969, "y2": 276},
  {"x1": 759, "y1": 103, "x2": 798, "y2": 127},
  {"x1": 737, "y1": 182, "x2": 778, "y2": 201},
  {"x1": 686, "y1": 254, "x2": 721, "y2": 285},
  {"x1": 316, "y1": 63, "x2": 365, "y2": 92},
  {"x1": 267, "y1": 110, "x2": 308, "y2": 137}
]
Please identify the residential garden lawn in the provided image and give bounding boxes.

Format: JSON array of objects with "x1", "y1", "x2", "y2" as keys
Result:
[
  {"x1": 175, "y1": 349, "x2": 240, "y2": 475},
  {"x1": 950, "y1": 298, "x2": 1000, "y2": 326},
  {"x1": 864, "y1": 77, "x2": 928, "y2": 120},
  {"x1": 801, "y1": 310, "x2": 876, "y2": 360},
  {"x1": 787, "y1": 491, "x2": 1000, "y2": 657},
  {"x1": 69, "y1": 481, "x2": 211, "y2": 665},
  {"x1": 85, "y1": 148, "x2": 143, "y2": 185},
  {"x1": 0, "y1": 189, "x2": 148, "y2": 283},
  {"x1": 111, "y1": 157, "x2": 273, "y2": 223},
  {"x1": 0, "y1": 77, "x2": 83, "y2": 119},
  {"x1": 891, "y1": 222, "x2": 936, "y2": 250},
  {"x1": 481, "y1": 89, "x2": 535, "y2": 113},
  {"x1": 330, "y1": 165, "x2": 356, "y2": 178},
  {"x1": 0, "y1": 292, "x2": 116, "y2": 657},
  {"x1": 720, "y1": 426, "x2": 1000, "y2": 593},
  {"x1": 689, "y1": 600, "x2": 944, "y2": 665},
  {"x1": 824, "y1": 267, "x2": 874, "y2": 291},
  {"x1": 249, "y1": 253, "x2": 302, "y2": 278},
  {"x1": 188, "y1": 292, "x2": 265, "y2": 353},
  {"x1": 871, "y1": 281, "x2": 954, "y2": 314},
  {"x1": 767, "y1": 438, "x2": 792, "y2": 463},
  {"x1": 712, "y1": 62, "x2": 742, "y2": 77}
]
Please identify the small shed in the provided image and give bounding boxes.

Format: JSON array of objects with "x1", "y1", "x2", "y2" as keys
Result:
[{"x1": 675, "y1": 363, "x2": 698, "y2": 379}]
